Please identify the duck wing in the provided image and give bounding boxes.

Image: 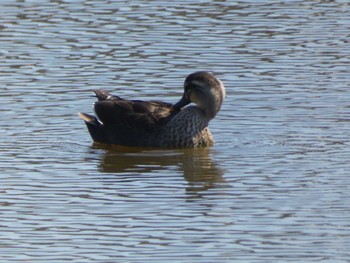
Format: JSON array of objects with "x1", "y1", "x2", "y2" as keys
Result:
[
  {"x1": 93, "y1": 89, "x2": 176, "y2": 131},
  {"x1": 94, "y1": 89, "x2": 122, "y2": 101}
]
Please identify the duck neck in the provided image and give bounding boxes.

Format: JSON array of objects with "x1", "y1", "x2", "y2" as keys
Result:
[{"x1": 197, "y1": 99, "x2": 220, "y2": 120}]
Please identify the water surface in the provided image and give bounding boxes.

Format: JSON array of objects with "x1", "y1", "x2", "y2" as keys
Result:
[{"x1": 1, "y1": 0, "x2": 350, "y2": 262}]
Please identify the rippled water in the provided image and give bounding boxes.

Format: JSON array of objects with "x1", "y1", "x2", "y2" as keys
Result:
[{"x1": 1, "y1": 0, "x2": 350, "y2": 262}]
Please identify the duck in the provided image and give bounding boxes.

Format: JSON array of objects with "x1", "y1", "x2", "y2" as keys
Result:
[{"x1": 78, "y1": 71, "x2": 225, "y2": 148}]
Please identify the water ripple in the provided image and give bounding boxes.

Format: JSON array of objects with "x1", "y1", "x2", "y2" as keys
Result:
[{"x1": 1, "y1": 0, "x2": 350, "y2": 262}]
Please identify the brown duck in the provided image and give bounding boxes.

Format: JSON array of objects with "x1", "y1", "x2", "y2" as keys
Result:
[{"x1": 79, "y1": 71, "x2": 225, "y2": 147}]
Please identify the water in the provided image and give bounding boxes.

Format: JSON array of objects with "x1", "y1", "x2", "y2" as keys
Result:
[{"x1": 1, "y1": 0, "x2": 350, "y2": 262}]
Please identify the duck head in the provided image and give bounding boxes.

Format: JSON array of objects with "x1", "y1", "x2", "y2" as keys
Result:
[{"x1": 173, "y1": 71, "x2": 226, "y2": 119}]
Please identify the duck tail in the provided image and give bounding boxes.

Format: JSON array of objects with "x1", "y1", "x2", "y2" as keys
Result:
[
  {"x1": 78, "y1": 112, "x2": 98, "y2": 124},
  {"x1": 78, "y1": 112, "x2": 106, "y2": 143}
]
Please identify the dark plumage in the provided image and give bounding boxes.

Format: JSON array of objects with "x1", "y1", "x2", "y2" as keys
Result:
[{"x1": 79, "y1": 71, "x2": 225, "y2": 147}]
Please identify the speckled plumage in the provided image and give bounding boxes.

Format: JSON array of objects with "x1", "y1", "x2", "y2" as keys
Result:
[{"x1": 79, "y1": 71, "x2": 225, "y2": 148}]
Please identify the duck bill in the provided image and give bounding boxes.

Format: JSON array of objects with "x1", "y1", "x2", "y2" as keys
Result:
[{"x1": 172, "y1": 96, "x2": 191, "y2": 110}]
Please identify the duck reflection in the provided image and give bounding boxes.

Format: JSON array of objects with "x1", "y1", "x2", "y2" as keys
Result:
[{"x1": 94, "y1": 144, "x2": 225, "y2": 193}]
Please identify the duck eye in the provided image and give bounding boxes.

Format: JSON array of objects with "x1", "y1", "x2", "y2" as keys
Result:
[{"x1": 186, "y1": 81, "x2": 203, "y2": 91}]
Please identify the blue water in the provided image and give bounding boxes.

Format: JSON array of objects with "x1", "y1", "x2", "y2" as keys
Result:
[{"x1": 1, "y1": 0, "x2": 350, "y2": 262}]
